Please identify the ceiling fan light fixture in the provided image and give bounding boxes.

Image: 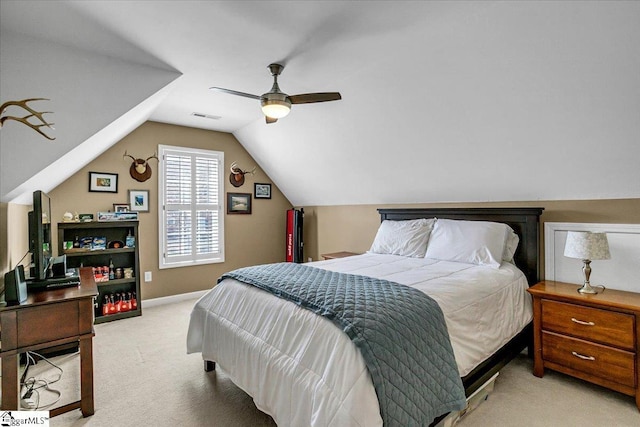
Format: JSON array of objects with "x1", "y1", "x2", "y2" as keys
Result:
[{"x1": 261, "y1": 95, "x2": 291, "y2": 119}]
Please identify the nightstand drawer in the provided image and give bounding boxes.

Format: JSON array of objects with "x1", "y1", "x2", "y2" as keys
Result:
[
  {"x1": 542, "y1": 299, "x2": 635, "y2": 350},
  {"x1": 542, "y1": 331, "x2": 636, "y2": 388}
]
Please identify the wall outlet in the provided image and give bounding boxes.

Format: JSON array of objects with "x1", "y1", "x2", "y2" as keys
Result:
[{"x1": 144, "y1": 271, "x2": 152, "y2": 282}]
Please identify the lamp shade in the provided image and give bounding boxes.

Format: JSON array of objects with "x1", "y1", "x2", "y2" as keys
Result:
[
  {"x1": 261, "y1": 94, "x2": 291, "y2": 119},
  {"x1": 564, "y1": 231, "x2": 611, "y2": 260}
]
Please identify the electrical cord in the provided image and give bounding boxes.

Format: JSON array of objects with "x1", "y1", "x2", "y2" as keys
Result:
[{"x1": 20, "y1": 351, "x2": 64, "y2": 410}]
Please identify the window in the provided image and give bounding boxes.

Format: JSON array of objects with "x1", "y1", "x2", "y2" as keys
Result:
[{"x1": 158, "y1": 145, "x2": 224, "y2": 268}]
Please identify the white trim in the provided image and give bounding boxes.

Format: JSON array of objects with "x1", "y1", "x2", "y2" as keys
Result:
[
  {"x1": 545, "y1": 222, "x2": 640, "y2": 292},
  {"x1": 141, "y1": 290, "x2": 208, "y2": 308},
  {"x1": 158, "y1": 144, "x2": 225, "y2": 269}
]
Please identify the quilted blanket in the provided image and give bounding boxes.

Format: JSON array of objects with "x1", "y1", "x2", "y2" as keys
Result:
[{"x1": 219, "y1": 262, "x2": 466, "y2": 426}]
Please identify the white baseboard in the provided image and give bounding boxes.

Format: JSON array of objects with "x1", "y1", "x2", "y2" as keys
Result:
[{"x1": 141, "y1": 290, "x2": 208, "y2": 308}]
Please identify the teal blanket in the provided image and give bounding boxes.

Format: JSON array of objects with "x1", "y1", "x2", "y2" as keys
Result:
[{"x1": 219, "y1": 262, "x2": 466, "y2": 426}]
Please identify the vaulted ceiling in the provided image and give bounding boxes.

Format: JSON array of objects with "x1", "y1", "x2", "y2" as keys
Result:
[{"x1": 1, "y1": 1, "x2": 639, "y2": 205}]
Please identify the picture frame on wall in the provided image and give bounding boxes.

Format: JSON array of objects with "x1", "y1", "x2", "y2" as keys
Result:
[
  {"x1": 227, "y1": 193, "x2": 252, "y2": 214},
  {"x1": 89, "y1": 172, "x2": 118, "y2": 193},
  {"x1": 129, "y1": 190, "x2": 149, "y2": 212},
  {"x1": 254, "y1": 183, "x2": 272, "y2": 199}
]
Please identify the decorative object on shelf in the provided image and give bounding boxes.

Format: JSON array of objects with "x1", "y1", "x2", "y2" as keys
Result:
[
  {"x1": 229, "y1": 161, "x2": 256, "y2": 187},
  {"x1": 125, "y1": 231, "x2": 135, "y2": 248},
  {"x1": 107, "y1": 240, "x2": 125, "y2": 249},
  {"x1": 227, "y1": 192, "x2": 252, "y2": 214},
  {"x1": 97, "y1": 211, "x2": 139, "y2": 221},
  {"x1": 564, "y1": 231, "x2": 611, "y2": 294},
  {"x1": 254, "y1": 183, "x2": 271, "y2": 199},
  {"x1": 79, "y1": 213, "x2": 94, "y2": 222},
  {"x1": 113, "y1": 203, "x2": 130, "y2": 212},
  {"x1": 63, "y1": 211, "x2": 75, "y2": 222},
  {"x1": 128, "y1": 189, "x2": 149, "y2": 212},
  {"x1": 92, "y1": 236, "x2": 107, "y2": 250},
  {"x1": 123, "y1": 151, "x2": 159, "y2": 182},
  {"x1": 89, "y1": 171, "x2": 118, "y2": 193},
  {"x1": 0, "y1": 98, "x2": 55, "y2": 140}
]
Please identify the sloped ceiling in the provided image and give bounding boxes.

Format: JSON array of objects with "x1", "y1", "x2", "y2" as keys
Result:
[{"x1": 1, "y1": 1, "x2": 639, "y2": 206}]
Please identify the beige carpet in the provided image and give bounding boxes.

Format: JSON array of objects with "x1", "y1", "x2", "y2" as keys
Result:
[{"x1": 19, "y1": 298, "x2": 637, "y2": 426}]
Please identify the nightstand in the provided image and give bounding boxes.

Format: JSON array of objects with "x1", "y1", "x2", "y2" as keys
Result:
[
  {"x1": 321, "y1": 251, "x2": 360, "y2": 260},
  {"x1": 528, "y1": 281, "x2": 640, "y2": 411}
]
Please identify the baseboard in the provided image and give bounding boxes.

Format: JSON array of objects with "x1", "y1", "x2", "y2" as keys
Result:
[{"x1": 141, "y1": 290, "x2": 208, "y2": 308}]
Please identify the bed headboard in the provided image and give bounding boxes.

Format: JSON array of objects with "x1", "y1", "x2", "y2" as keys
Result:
[{"x1": 377, "y1": 207, "x2": 544, "y2": 286}]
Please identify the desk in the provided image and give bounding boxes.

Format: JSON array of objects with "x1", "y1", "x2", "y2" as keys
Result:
[{"x1": 0, "y1": 267, "x2": 98, "y2": 416}]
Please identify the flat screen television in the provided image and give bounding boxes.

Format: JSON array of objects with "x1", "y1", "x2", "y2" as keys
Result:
[{"x1": 28, "y1": 190, "x2": 52, "y2": 282}]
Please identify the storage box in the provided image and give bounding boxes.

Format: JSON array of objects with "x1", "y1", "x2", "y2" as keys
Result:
[{"x1": 436, "y1": 372, "x2": 499, "y2": 427}]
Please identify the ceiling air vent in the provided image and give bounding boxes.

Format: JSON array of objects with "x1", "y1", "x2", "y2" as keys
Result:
[{"x1": 191, "y1": 112, "x2": 221, "y2": 120}]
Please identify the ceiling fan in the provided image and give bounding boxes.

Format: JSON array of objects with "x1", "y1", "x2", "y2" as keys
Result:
[{"x1": 210, "y1": 63, "x2": 341, "y2": 124}]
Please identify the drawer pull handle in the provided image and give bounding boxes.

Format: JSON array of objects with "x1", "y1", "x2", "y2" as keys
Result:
[
  {"x1": 571, "y1": 317, "x2": 595, "y2": 326},
  {"x1": 572, "y1": 351, "x2": 596, "y2": 361}
]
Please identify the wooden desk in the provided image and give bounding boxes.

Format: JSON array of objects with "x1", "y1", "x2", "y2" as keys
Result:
[{"x1": 0, "y1": 267, "x2": 98, "y2": 416}]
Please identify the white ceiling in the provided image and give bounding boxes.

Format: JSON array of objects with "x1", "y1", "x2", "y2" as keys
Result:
[{"x1": 1, "y1": 1, "x2": 639, "y2": 205}]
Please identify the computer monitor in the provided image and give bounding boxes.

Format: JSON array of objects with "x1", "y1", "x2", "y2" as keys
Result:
[{"x1": 28, "y1": 190, "x2": 52, "y2": 281}]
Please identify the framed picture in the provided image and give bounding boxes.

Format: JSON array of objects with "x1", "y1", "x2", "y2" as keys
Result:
[
  {"x1": 227, "y1": 193, "x2": 252, "y2": 214},
  {"x1": 89, "y1": 172, "x2": 118, "y2": 193},
  {"x1": 254, "y1": 183, "x2": 272, "y2": 199},
  {"x1": 113, "y1": 203, "x2": 130, "y2": 212},
  {"x1": 129, "y1": 190, "x2": 149, "y2": 212}
]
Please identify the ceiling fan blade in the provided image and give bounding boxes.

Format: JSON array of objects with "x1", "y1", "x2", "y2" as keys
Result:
[
  {"x1": 266, "y1": 116, "x2": 278, "y2": 124},
  {"x1": 209, "y1": 87, "x2": 260, "y2": 100},
  {"x1": 289, "y1": 92, "x2": 342, "y2": 104}
]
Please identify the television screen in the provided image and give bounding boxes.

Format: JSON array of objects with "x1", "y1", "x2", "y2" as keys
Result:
[{"x1": 29, "y1": 190, "x2": 52, "y2": 281}]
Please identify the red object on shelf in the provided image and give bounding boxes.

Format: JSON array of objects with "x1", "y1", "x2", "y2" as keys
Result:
[{"x1": 285, "y1": 208, "x2": 303, "y2": 263}]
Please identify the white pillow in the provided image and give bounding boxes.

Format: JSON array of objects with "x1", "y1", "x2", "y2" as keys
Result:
[
  {"x1": 425, "y1": 219, "x2": 511, "y2": 269},
  {"x1": 503, "y1": 228, "x2": 519, "y2": 262},
  {"x1": 369, "y1": 218, "x2": 436, "y2": 258}
]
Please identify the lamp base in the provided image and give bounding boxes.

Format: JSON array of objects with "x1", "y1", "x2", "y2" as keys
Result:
[{"x1": 577, "y1": 282, "x2": 599, "y2": 294}]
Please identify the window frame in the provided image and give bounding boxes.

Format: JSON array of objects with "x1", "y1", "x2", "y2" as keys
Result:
[{"x1": 158, "y1": 144, "x2": 225, "y2": 269}]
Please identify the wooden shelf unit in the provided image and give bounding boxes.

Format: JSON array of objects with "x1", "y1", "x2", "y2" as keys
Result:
[{"x1": 58, "y1": 221, "x2": 141, "y2": 323}]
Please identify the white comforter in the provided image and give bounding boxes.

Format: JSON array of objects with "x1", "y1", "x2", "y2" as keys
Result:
[{"x1": 187, "y1": 253, "x2": 532, "y2": 427}]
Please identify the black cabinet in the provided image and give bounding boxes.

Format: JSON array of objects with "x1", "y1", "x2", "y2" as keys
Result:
[{"x1": 58, "y1": 221, "x2": 141, "y2": 323}]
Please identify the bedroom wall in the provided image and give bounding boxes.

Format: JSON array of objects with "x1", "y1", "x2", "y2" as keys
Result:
[
  {"x1": 0, "y1": 202, "x2": 31, "y2": 291},
  {"x1": 303, "y1": 199, "x2": 640, "y2": 273},
  {"x1": 47, "y1": 121, "x2": 292, "y2": 300}
]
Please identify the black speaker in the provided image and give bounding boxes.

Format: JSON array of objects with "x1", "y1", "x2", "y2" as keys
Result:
[
  {"x1": 51, "y1": 254, "x2": 67, "y2": 278},
  {"x1": 4, "y1": 265, "x2": 27, "y2": 304}
]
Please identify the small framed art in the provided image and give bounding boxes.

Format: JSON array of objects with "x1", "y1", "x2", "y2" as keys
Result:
[
  {"x1": 129, "y1": 190, "x2": 149, "y2": 212},
  {"x1": 113, "y1": 204, "x2": 130, "y2": 212},
  {"x1": 227, "y1": 193, "x2": 252, "y2": 214},
  {"x1": 254, "y1": 183, "x2": 272, "y2": 199},
  {"x1": 89, "y1": 172, "x2": 118, "y2": 193}
]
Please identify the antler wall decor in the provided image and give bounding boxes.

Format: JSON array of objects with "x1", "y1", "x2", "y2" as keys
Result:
[
  {"x1": 124, "y1": 151, "x2": 159, "y2": 182},
  {"x1": 229, "y1": 161, "x2": 256, "y2": 187},
  {"x1": 0, "y1": 98, "x2": 55, "y2": 140}
]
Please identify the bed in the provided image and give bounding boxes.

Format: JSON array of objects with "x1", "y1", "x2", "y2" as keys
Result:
[{"x1": 187, "y1": 207, "x2": 543, "y2": 426}]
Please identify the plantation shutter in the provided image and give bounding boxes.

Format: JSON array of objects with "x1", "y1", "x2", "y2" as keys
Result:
[{"x1": 159, "y1": 145, "x2": 224, "y2": 268}]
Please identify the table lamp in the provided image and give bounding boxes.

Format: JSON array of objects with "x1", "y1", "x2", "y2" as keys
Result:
[{"x1": 563, "y1": 231, "x2": 610, "y2": 294}]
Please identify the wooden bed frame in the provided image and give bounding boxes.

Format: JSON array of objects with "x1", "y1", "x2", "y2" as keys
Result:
[
  {"x1": 203, "y1": 206, "x2": 544, "y2": 423},
  {"x1": 378, "y1": 207, "x2": 544, "y2": 399}
]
